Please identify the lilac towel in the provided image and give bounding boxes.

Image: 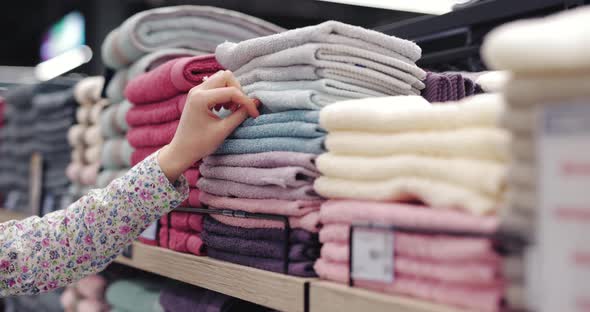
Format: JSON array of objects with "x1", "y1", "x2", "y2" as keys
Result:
[
  {"x1": 199, "y1": 192, "x2": 321, "y2": 217},
  {"x1": 421, "y1": 72, "x2": 483, "y2": 103},
  {"x1": 203, "y1": 215, "x2": 317, "y2": 242},
  {"x1": 197, "y1": 178, "x2": 321, "y2": 200},
  {"x1": 160, "y1": 283, "x2": 270, "y2": 312},
  {"x1": 199, "y1": 164, "x2": 319, "y2": 188},
  {"x1": 203, "y1": 152, "x2": 317, "y2": 171},
  {"x1": 207, "y1": 247, "x2": 317, "y2": 277}
]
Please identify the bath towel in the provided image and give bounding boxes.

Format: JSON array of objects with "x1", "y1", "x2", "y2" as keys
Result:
[
  {"x1": 74, "y1": 76, "x2": 104, "y2": 106},
  {"x1": 215, "y1": 137, "x2": 325, "y2": 155},
  {"x1": 76, "y1": 106, "x2": 92, "y2": 125},
  {"x1": 127, "y1": 120, "x2": 178, "y2": 148},
  {"x1": 85, "y1": 145, "x2": 102, "y2": 164},
  {"x1": 241, "y1": 109, "x2": 319, "y2": 125},
  {"x1": 68, "y1": 124, "x2": 88, "y2": 147},
  {"x1": 201, "y1": 231, "x2": 319, "y2": 261},
  {"x1": 199, "y1": 192, "x2": 320, "y2": 216},
  {"x1": 126, "y1": 94, "x2": 187, "y2": 127},
  {"x1": 503, "y1": 74, "x2": 590, "y2": 107},
  {"x1": 84, "y1": 125, "x2": 103, "y2": 146},
  {"x1": 230, "y1": 121, "x2": 326, "y2": 139},
  {"x1": 199, "y1": 164, "x2": 318, "y2": 188},
  {"x1": 198, "y1": 177, "x2": 321, "y2": 200},
  {"x1": 207, "y1": 247, "x2": 316, "y2": 277},
  {"x1": 216, "y1": 20, "x2": 421, "y2": 70},
  {"x1": 319, "y1": 94, "x2": 504, "y2": 132},
  {"x1": 203, "y1": 215, "x2": 317, "y2": 242},
  {"x1": 100, "y1": 100, "x2": 131, "y2": 139},
  {"x1": 106, "y1": 279, "x2": 164, "y2": 312},
  {"x1": 160, "y1": 211, "x2": 203, "y2": 232},
  {"x1": 510, "y1": 135, "x2": 534, "y2": 162},
  {"x1": 320, "y1": 200, "x2": 498, "y2": 232},
  {"x1": 316, "y1": 153, "x2": 505, "y2": 195},
  {"x1": 314, "y1": 259, "x2": 502, "y2": 312},
  {"x1": 128, "y1": 48, "x2": 206, "y2": 81},
  {"x1": 158, "y1": 227, "x2": 205, "y2": 255},
  {"x1": 499, "y1": 106, "x2": 535, "y2": 135},
  {"x1": 325, "y1": 128, "x2": 509, "y2": 162},
  {"x1": 102, "y1": 5, "x2": 284, "y2": 69},
  {"x1": 210, "y1": 211, "x2": 321, "y2": 233},
  {"x1": 421, "y1": 72, "x2": 481, "y2": 103},
  {"x1": 184, "y1": 168, "x2": 200, "y2": 187},
  {"x1": 179, "y1": 188, "x2": 202, "y2": 207},
  {"x1": 125, "y1": 55, "x2": 223, "y2": 104},
  {"x1": 101, "y1": 139, "x2": 133, "y2": 168},
  {"x1": 96, "y1": 169, "x2": 127, "y2": 188},
  {"x1": 203, "y1": 151, "x2": 317, "y2": 171}
]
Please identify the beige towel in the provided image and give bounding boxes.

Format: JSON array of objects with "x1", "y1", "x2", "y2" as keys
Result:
[
  {"x1": 314, "y1": 176, "x2": 498, "y2": 216},
  {"x1": 511, "y1": 134, "x2": 535, "y2": 162},
  {"x1": 475, "y1": 71, "x2": 509, "y2": 93},
  {"x1": 507, "y1": 160, "x2": 535, "y2": 189},
  {"x1": 74, "y1": 76, "x2": 105, "y2": 106},
  {"x1": 316, "y1": 153, "x2": 505, "y2": 196},
  {"x1": 83, "y1": 125, "x2": 104, "y2": 146},
  {"x1": 504, "y1": 74, "x2": 590, "y2": 107},
  {"x1": 500, "y1": 106, "x2": 536, "y2": 135},
  {"x1": 325, "y1": 128, "x2": 510, "y2": 162}
]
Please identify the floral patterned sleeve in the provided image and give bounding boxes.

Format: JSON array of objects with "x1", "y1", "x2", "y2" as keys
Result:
[{"x1": 0, "y1": 152, "x2": 188, "y2": 297}]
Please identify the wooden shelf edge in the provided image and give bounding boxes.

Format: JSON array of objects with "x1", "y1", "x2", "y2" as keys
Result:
[
  {"x1": 309, "y1": 280, "x2": 464, "y2": 312},
  {"x1": 0, "y1": 208, "x2": 31, "y2": 223},
  {"x1": 115, "y1": 242, "x2": 311, "y2": 312}
]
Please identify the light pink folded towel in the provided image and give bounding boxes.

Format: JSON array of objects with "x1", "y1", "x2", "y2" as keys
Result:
[
  {"x1": 197, "y1": 178, "x2": 322, "y2": 201},
  {"x1": 314, "y1": 259, "x2": 503, "y2": 312},
  {"x1": 200, "y1": 192, "x2": 321, "y2": 217},
  {"x1": 210, "y1": 210, "x2": 321, "y2": 233},
  {"x1": 320, "y1": 200, "x2": 498, "y2": 233},
  {"x1": 203, "y1": 152, "x2": 317, "y2": 171},
  {"x1": 199, "y1": 164, "x2": 319, "y2": 188},
  {"x1": 126, "y1": 94, "x2": 187, "y2": 127}
]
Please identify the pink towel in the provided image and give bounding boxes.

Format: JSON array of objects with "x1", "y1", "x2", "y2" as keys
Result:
[
  {"x1": 320, "y1": 200, "x2": 498, "y2": 233},
  {"x1": 179, "y1": 188, "x2": 201, "y2": 207},
  {"x1": 197, "y1": 178, "x2": 321, "y2": 201},
  {"x1": 158, "y1": 227, "x2": 205, "y2": 256},
  {"x1": 200, "y1": 192, "x2": 321, "y2": 217},
  {"x1": 125, "y1": 55, "x2": 223, "y2": 105},
  {"x1": 126, "y1": 94, "x2": 187, "y2": 127},
  {"x1": 127, "y1": 120, "x2": 178, "y2": 148},
  {"x1": 76, "y1": 275, "x2": 107, "y2": 300},
  {"x1": 160, "y1": 211, "x2": 203, "y2": 232},
  {"x1": 210, "y1": 210, "x2": 321, "y2": 233},
  {"x1": 203, "y1": 152, "x2": 317, "y2": 171},
  {"x1": 199, "y1": 164, "x2": 319, "y2": 188},
  {"x1": 320, "y1": 242, "x2": 500, "y2": 286},
  {"x1": 320, "y1": 224, "x2": 499, "y2": 262},
  {"x1": 184, "y1": 168, "x2": 200, "y2": 187}
]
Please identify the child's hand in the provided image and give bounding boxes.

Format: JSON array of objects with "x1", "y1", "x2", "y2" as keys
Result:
[{"x1": 157, "y1": 70, "x2": 260, "y2": 182}]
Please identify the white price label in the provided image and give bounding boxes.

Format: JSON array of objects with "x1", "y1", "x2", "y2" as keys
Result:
[
  {"x1": 140, "y1": 221, "x2": 158, "y2": 240},
  {"x1": 351, "y1": 227, "x2": 394, "y2": 283},
  {"x1": 538, "y1": 102, "x2": 590, "y2": 312}
]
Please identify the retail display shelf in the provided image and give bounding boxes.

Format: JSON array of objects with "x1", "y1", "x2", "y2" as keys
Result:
[
  {"x1": 309, "y1": 281, "x2": 463, "y2": 312},
  {"x1": 114, "y1": 242, "x2": 311, "y2": 312},
  {"x1": 0, "y1": 208, "x2": 30, "y2": 223}
]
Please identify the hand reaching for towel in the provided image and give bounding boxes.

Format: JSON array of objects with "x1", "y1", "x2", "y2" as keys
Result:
[{"x1": 158, "y1": 70, "x2": 260, "y2": 182}]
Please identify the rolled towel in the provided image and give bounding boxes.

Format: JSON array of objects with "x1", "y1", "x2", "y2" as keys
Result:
[
  {"x1": 203, "y1": 151, "x2": 317, "y2": 171},
  {"x1": 198, "y1": 177, "x2": 321, "y2": 201},
  {"x1": 126, "y1": 94, "x2": 187, "y2": 127},
  {"x1": 215, "y1": 137, "x2": 325, "y2": 155},
  {"x1": 127, "y1": 121, "x2": 178, "y2": 148},
  {"x1": 216, "y1": 20, "x2": 421, "y2": 70},
  {"x1": 203, "y1": 215, "x2": 317, "y2": 242},
  {"x1": 89, "y1": 99, "x2": 109, "y2": 124},
  {"x1": 199, "y1": 164, "x2": 318, "y2": 188},
  {"x1": 74, "y1": 76, "x2": 104, "y2": 106},
  {"x1": 102, "y1": 5, "x2": 284, "y2": 69},
  {"x1": 421, "y1": 72, "x2": 481, "y2": 103},
  {"x1": 199, "y1": 192, "x2": 320, "y2": 217},
  {"x1": 100, "y1": 100, "x2": 131, "y2": 139},
  {"x1": 76, "y1": 106, "x2": 92, "y2": 125},
  {"x1": 68, "y1": 124, "x2": 88, "y2": 147},
  {"x1": 101, "y1": 139, "x2": 133, "y2": 169},
  {"x1": 71, "y1": 148, "x2": 85, "y2": 164},
  {"x1": 84, "y1": 125, "x2": 103, "y2": 146},
  {"x1": 85, "y1": 145, "x2": 102, "y2": 164},
  {"x1": 106, "y1": 69, "x2": 128, "y2": 103},
  {"x1": 125, "y1": 55, "x2": 223, "y2": 104}
]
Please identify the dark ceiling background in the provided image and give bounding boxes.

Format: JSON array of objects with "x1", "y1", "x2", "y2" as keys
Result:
[{"x1": 0, "y1": 0, "x2": 424, "y2": 75}]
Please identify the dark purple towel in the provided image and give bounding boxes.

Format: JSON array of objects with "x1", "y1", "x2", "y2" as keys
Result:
[
  {"x1": 203, "y1": 215, "x2": 317, "y2": 243},
  {"x1": 160, "y1": 283, "x2": 270, "y2": 312},
  {"x1": 201, "y1": 230, "x2": 320, "y2": 261},
  {"x1": 421, "y1": 72, "x2": 482, "y2": 103},
  {"x1": 207, "y1": 247, "x2": 317, "y2": 277}
]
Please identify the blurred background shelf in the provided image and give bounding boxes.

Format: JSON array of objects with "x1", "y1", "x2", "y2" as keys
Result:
[{"x1": 0, "y1": 208, "x2": 30, "y2": 223}]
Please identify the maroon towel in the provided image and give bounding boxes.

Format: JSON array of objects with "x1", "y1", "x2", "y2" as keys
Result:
[
  {"x1": 158, "y1": 227, "x2": 205, "y2": 256},
  {"x1": 126, "y1": 94, "x2": 187, "y2": 127},
  {"x1": 125, "y1": 55, "x2": 223, "y2": 105},
  {"x1": 127, "y1": 120, "x2": 179, "y2": 148},
  {"x1": 421, "y1": 72, "x2": 482, "y2": 103},
  {"x1": 160, "y1": 211, "x2": 204, "y2": 232}
]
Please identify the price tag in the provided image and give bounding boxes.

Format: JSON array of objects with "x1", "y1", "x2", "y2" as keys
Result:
[
  {"x1": 139, "y1": 221, "x2": 158, "y2": 241},
  {"x1": 351, "y1": 227, "x2": 394, "y2": 283},
  {"x1": 538, "y1": 102, "x2": 590, "y2": 311}
]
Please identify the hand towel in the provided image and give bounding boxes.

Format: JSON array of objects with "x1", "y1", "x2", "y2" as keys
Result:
[
  {"x1": 203, "y1": 151, "x2": 317, "y2": 171},
  {"x1": 319, "y1": 94, "x2": 503, "y2": 132},
  {"x1": 203, "y1": 215, "x2": 317, "y2": 242},
  {"x1": 160, "y1": 211, "x2": 203, "y2": 232},
  {"x1": 199, "y1": 192, "x2": 320, "y2": 216},
  {"x1": 158, "y1": 227, "x2": 205, "y2": 256},
  {"x1": 201, "y1": 231, "x2": 319, "y2": 261},
  {"x1": 421, "y1": 72, "x2": 481, "y2": 103},
  {"x1": 207, "y1": 247, "x2": 316, "y2": 277},
  {"x1": 198, "y1": 177, "x2": 321, "y2": 200},
  {"x1": 74, "y1": 76, "x2": 104, "y2": 107},
  {"x1": 126, "y1": 94, "x2": 187, "y2": 127},
  {"x1": 230, "y1": 121, "x2": 326, "y2": 139},
  {"x1": 215, "y1": 137, "x2": 325, "y2": 155},
  {"x1": 215, "y1": 20, "x2": 422, "y2": 70},
  {"x1": 314, "y1": 259, "x2": 502, "y2": 312},
  {"x1": 101, "y1": 138, "x2": 133, "y2": 169},
  {"x1": 320, "y1": 227, "x2": 499, "y2": 262},
  {"x1": 100, "y1": 100, "x2": 131, "y2": 139},
  {"x1": 316, "y1": 153, "x2": 505, "y2": 196},
  {"x1": 199, "y1": 164, "x2": 318, "y2": 188},
  {"x1": 320, "y1": 200, "x2": 498, "y2": 233},
  {"x1": 325, "y1": 128, "x2": 509, "y2": 162},
  {"x1": 127, "y1": 120, "x2": 178, "y2": 148},
  {"x1": 210, "y1": 211, "x2": 321, "y2": 233},
  {"x1": 125, "y1": 55, "x2": 223, "y2": 104},
  {"x1": 179, "y1": 188, "x2": 202, "y2": 207},
  {"x1": 106, "y1": 279, "x2": 164, "y2": 312},
  {"x1": 102, "y1": 5, "x2": 285, "y2": 69},
  {"x1": 128, "y1": 48, "x2": 206, "y2": 81},
  {"x1": 76, "y1": 275, "x2": 108, "y2": 300}
]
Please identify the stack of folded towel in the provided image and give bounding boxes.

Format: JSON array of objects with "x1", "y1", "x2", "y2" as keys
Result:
[
  {"x1": 421, "y1": 72, "x2": 483, "y2": 103},
  {"x1": 158, "y1": 211, "x2": 205, "y2": 256},
  {"x1": 313, "y1": 94, "x2": 510, "y2": 311},
  {"x1": 481, "y1": 7, "x2": 590, "y2": 311},
  {"x1": 215, "y1": 21, "x2": 427, "y2": 112},
  {"x1": 198, "y1": 119, "x2": 325, "y2": 277},
  {"x1": 66, "y1": 77, "x2": 106, "y2": 203},
  {"x1": 61, "y1": 275, "x2": 109, "y2": 312},
  {"x1": 106, "y1": 279, "x2": 164, "y2": 312}
]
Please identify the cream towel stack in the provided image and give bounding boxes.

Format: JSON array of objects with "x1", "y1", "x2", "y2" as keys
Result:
[{"x1": 314, "y1": 94, "x2": 509, "y2": 216}]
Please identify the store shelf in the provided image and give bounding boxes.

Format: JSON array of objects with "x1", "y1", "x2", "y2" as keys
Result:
[
  {"x1": 309, "y1": 281, "x2": 463, "y2": 312},
  {"x1": 0, "y1": 208, "x2": 30, "y2": 223},
  {"x1": 114, "y1": 242, "x2": 310, "y2": 312}
]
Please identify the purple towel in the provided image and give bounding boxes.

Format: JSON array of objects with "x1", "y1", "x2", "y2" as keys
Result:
[
  {"x1": 203, "y1": 215, "x2": 317, "y2": 242},
  {"x1": 199, "y1": 164, "x2": 319, "y2": 188},
  {"x1": 160, "y1": 283, "x2": 270, "y2": 312},
  {"x1": 197, "y1": 178, "x2": 321, "y2": 200},
  {"x1": 203, "y1": 152, "x2": 317, "y2": 171},
  {"x1": 421, "y1": 72, "x2": 482, "y2": 103},
  {"x1": 201, "y1": 230, "x2": 319, "y2": 261},
  {"x1": 207, "y1": 247, "x2": 317, "y2": 277}
]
